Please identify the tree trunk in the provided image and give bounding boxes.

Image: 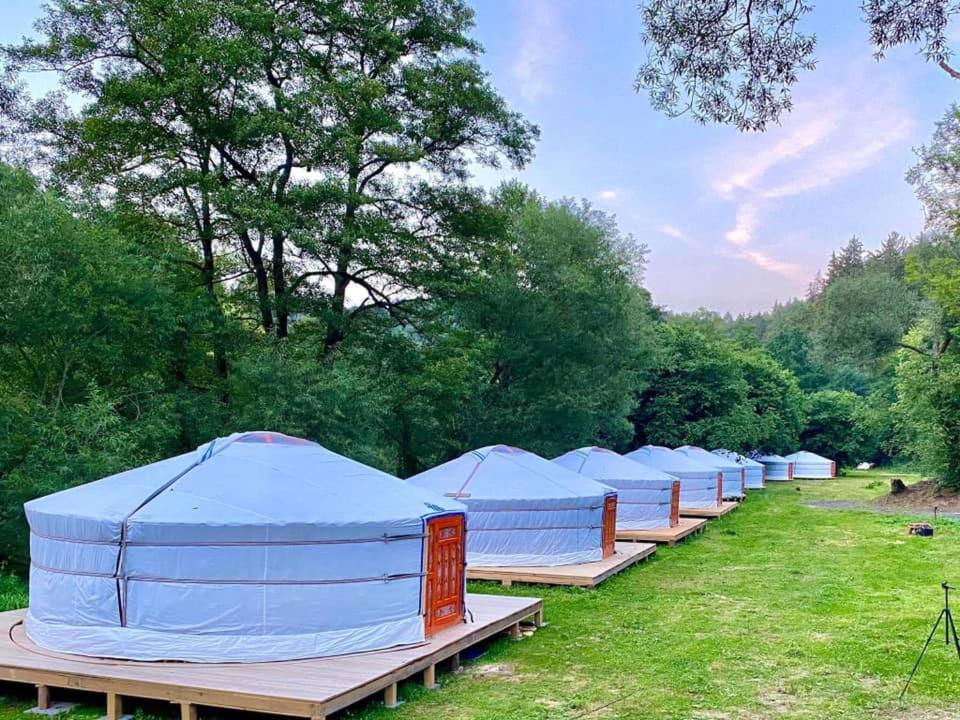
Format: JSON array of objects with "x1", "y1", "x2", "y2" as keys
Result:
[
  {"x1": 239, "y1": 229, "x2": 274, "y2": 334},
  {"x1": 272, "y1": 231, "x2": 288, "y2": 338}
]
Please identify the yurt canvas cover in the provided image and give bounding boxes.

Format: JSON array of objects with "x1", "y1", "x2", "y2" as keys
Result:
[
  {"x1": 676, "y1": 446, "x2": 745, "y2": 499},
  {"x1": 624, "y1": 446, "x2": 721, "y2": 509},
  {"x1": 407, "y1": 445, "x2": 617, "y2": 567},
  {"x1": 712, "y1": 449, "x2": 765, "y2": 489},
  {"x1": 25, "y1": 432, "x2": 466, "y2": 663},
  {"x1": 751, "y1": 453, "x2": 794, "y2": 481},
  {"x1": 785, "y1": 451, "x2": 836, "y2": 479},
  {"x1": 553, "y1": 447, "x2": 680, "y2": 530}
]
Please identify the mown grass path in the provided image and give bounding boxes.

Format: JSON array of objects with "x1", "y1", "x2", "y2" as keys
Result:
[{"x1": 1, "y1": 472, "x2": 958, "y2": 719}]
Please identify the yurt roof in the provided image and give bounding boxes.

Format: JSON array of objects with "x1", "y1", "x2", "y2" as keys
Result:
[
  {"x1": 712, "y1": 448, "x2": 763, "y2": 467},
  {"x1": 553, "y1": 446, "x2": 678, "y2": 483},
  {"x1": 676, "y1": 445, "x2": 742, "y2": 472},
  {"x1": 750, "y1": 452, "x2": 791, "y2": 463},
  {"x1": 785, "y1": 450, "x2": 833, "y2": 463},
  {"x1": 408, "y1": 445, "x2": 614, "y2": 501},
  {"x1": 625, "y1": 445, "x2": 719, "y2": 473},
  {"x1": 25, "y1": 431, "x2": 463, "y2": 545}
]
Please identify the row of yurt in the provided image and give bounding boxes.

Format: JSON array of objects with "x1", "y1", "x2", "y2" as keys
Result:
[
  {"x1": 676, "y1": 445, "x2": 746, "y2": 499},
  {"x1": 22, "y1": 432, "x2": 819, "y2": 667},
  {"x1": 713, "y1": 449, "x2": 766, "y2": 489},
  {"x1": 407, "y1": 445, "x2": 617, "y2": 567},
  {"x1": 748, "y1": 450, "x2": 837, "y2": 480}
]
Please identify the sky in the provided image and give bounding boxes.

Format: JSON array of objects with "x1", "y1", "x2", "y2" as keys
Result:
[{"x1": 3, "y1": 1, "x2": 958, "y2": 315}]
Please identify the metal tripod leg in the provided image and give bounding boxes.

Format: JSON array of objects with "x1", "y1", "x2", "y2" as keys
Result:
[
  {"x1": 946, "y1": 609, "x2": 960, "y2": 660},
  {"x1": 900, "y1": 609, "x2": 947, "y2": 699}
]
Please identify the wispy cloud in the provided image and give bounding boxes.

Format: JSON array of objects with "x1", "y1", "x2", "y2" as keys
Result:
[
  {"x1": 511, "y1": 0, "x2": 565, "y2": 103},
  {"x1": 659, "y1": 224, "x2": 685, "y2": 240},
  {"x1": 724, "y1": 204, "x2": 757, "y2": 246},
  {"x1": 710, "y1": 62, "x2": 913, "y2": 283},
  {"x1": 598, "y1": 188, "x2": 619, "y2": 201},
  {"x1": 735, "y1": 249, "x2": 805, "y2": 279}
]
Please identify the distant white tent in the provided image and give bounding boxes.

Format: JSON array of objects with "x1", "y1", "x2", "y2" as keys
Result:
[
  {"x1": 554, "y1": 447, "x2": 679, "y2": 530},
  {"x1": 712, "y1": 449, "x2": 765, "y2": 489},
  {"x1": 408, "y1": 445, "x2": 617, "y2": 567},
  {"x1": 676, "y1": 445, "x2": 745, "y2": 499},
  {"x1": 624, "y1": 446, "x2": 721, "y2": 510},
  {"x1": 785, "y1": 450, "x2": 836, "y2": 479},
  {"x1": 24, "y1": 432, "x2": 467, "y2": 663},
  {"x1": 750, "y1": 453, "x2": 794, "y2": 481}
]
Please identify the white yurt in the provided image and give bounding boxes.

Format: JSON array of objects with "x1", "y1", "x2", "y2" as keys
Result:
[
  {"x1": 407, "y1": 445, "x2": 617, "y2": 567},
  {"x1": 25, "y1": 432, "x2": 467, "y2": 662},
  {"x1": 712, "y1": 448, "x2": 765, "y2": 489},
  {"x1": 785, "y1": 450, "x2": 836, "y2": 479},
  {"x1": 553, "y1": 447, "x2": 680, "y2": 530},
  {"x1": 751, "y1": 453, "x2": 794, "y2": 481},
  {"x1": 624, "y1": 446, "x2": 721, "y2": 510},
  {"x1": 676, "y1": 445, "x2": 745, "y2": 499}
]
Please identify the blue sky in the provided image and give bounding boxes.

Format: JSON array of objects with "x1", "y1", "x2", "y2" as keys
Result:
[{"x1": 4, "y1": 1, "x2": 957, "y2": 314}]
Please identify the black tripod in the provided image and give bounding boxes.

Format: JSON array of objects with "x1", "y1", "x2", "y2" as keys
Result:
[{"x1": 900, "y1": 581, "x2": 960, "y2": 699}]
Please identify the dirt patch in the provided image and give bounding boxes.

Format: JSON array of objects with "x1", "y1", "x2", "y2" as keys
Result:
[
  {"x1": 469, "y1": 663, "x2": 520, "y2": 680},
  {"x1": 874, "y1": 479, "x2": 960, "y2": 514}
]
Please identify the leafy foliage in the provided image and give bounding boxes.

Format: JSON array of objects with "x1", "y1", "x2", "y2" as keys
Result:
[{"x1": 637, "y1": 0, "x2": 960, "y2": 130}]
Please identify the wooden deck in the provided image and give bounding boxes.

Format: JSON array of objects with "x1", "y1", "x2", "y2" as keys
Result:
[
  {"x1": 681, "y1": 501, "x2": 739, "y2": 519},
  {"x1": 616, "y1": 516, "x2": 708, "y2": 546},
  {"x1": 0, "y1": 594, "x2": 543, "y2": 720},
  {"x1": 466, "y1": 541, "x2": 655, "y2": 588}
]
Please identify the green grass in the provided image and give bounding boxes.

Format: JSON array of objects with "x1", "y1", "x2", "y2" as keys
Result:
[{"x1": 2, "y1": 471, "x2": 959, "y2": 719}]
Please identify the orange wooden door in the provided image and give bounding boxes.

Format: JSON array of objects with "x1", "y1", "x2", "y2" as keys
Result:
[
  {"x1": 787, "y1": 463, "x2": 794, "y2": 480},
  {"x1": 601, "y1": 495, "x2": 617, "y2": 558},
  {"x1": 716, "y1": 473, "x2": 723, "y2": 505},
  {"x1": 424, "y1": 514, "x2": 465, "y2": 637},
  {"x1": 669, "y1": 480, "x2": 680, "y2": 526},
  {"x1": 740, "y1": 468, "x2": 746, "y2": 495},
  {"x1": 830, "y1": 461, "x2": 836, "y2": 478}
]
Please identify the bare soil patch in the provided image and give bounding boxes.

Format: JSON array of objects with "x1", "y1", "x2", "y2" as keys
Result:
[{"x1": 873, "y1": 479, "x2": 960, "y2": 514}]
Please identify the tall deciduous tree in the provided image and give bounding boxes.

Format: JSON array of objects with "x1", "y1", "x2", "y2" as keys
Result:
[{"x1": 3, "y1": 0, "x2": 537, "y2": 364}]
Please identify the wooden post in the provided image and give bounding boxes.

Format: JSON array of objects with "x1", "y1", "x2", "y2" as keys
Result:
[
  {"x1": 384, "y1": 683, "x2": 399, "y2": 708},
  {"x1": 180, "y1": 702, "x2": 198, "y2": 720},
  {"x1": 501, "y1": 579, "x2": 512, "y2": 588},
  {"x1": 423, "y1": 663, "x2": 437, "y2": 689},
  {"x1": 106, "y1": 693, "x2": 122, "y2": 720},
  {"x1": 509, "y1": 622, "x2": 522, "y2": 640},
  {"x1": 534, "y1": 608, "x2": 545, "y2": 627},
  {"x1": 449, "y1": 652, "x2": 461, "y2": 671},
  {"x1": 36, "y1": 685, "x2": 51, "y2": 711}
]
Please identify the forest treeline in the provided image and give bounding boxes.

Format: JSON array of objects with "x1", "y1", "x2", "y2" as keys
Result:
[{"x1": 1, "y1": 1, "x2": 960, "y2": 574}]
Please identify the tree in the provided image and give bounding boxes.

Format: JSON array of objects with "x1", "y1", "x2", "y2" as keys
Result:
[
  {"x1": 0, "y1": 164, "x2": 204, "y2": 572},
  {"x1": 892, "y1": 236, "x2": 960, "y2": 487},
  {"x1": 825, "y1": 236, "x2": 866, "y2": 285},
  {"x1": 637, "y1": 0, "x2": 960, "y2": 130},
  {"x1": 631, "y1": 318, "x2": 757, "y2": 450},
  {"x1": 460, "y1": 188, "x2": 656, "y2": 458},
  {"x1": 738, "y1": 349, "x2": 807, "y2": 453},
  {"x1": 815, "y1": 271, "x2": 920, "y2": 367},
  {"x1": 909, "y1": 105, "x2": 960, "y2": 233},
  {"x1": 3, "y1": 0, "x2": 537, "y2": 365},
  {"x1": 800, "y1": 390, "x2": 874, "y2": 467},
  {"x1": 765, "y1": 326, "x2": 827, "y2": 391}
]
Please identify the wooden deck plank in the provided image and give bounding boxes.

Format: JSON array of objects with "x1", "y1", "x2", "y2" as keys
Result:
[
  {"x1": 616, "y1": 517, "x2": 708, "y2": 546},
  {"x1": 466, "y1": 541, "x2": 655, "y2": 588},
  {"x1": 681, "y1": 501, "x2": 739, "y2": 519},
  {"x1": 0, "y1": 593, "x2": 541, "y2": 719}
]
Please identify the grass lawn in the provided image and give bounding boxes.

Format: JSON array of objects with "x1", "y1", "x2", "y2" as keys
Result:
[{"x1": 1, "y1": 469, "x2": 959, "y2": 719}]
